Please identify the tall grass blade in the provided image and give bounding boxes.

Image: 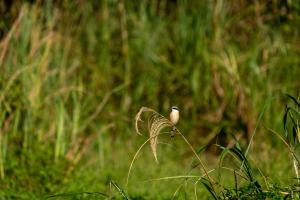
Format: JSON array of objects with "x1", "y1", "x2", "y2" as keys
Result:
[
  {"x1": 0, "y1": 110, "x2": 6, "y2": 179},
  {"x1": 286, "y1": 94, "x2": 300, "y2": 108},
  {"x1": 201, "y1": 179, "x2": 220, "y2": 200},
  {"x1": 55, "y1": 99, "x2": 65, "y2": 162},
  {"x1": 71, "y1": 92, "x2": 80, "y2": 143},
  {"x1": 111, "y1": 181, "x2": 130, "y2": 200},
  {"x1": 230, "y1": 147, "x2": 256, "y2": 183}
]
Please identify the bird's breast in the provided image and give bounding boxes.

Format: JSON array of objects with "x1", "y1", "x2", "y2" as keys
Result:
[{"x1": 170, "y1": 111, "x2": 179, "y2": 125}]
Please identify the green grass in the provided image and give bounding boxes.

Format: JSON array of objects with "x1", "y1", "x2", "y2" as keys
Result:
[
  {"x1": 0, "y1": 0, "x2": 300, "y2": 199},
  {"x1": 130, "y1": 98, "x2": 300, "y2": 199}
]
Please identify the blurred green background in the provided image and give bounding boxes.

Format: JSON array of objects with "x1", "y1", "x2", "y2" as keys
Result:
[{"x1": 0, "y1": 0, "x2": 299, "y2": 199}]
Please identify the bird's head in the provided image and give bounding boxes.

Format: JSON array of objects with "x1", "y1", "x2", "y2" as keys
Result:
[{"x1": 171, "y1": 106, "x2": 179, "y2": 111}]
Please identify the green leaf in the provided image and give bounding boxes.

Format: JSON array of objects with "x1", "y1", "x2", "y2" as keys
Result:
[
  {"x1": 111, "y1": 181, "x2": 130, "y2": 200},
  {"x1": 201, "y1": 179, "x2": 220, "y2": 200},
  {"x1": 286, "y1": 94, "x2": 300, "y2": 108}
]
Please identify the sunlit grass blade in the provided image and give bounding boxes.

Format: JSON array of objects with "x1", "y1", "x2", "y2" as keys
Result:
[
  {"x1": 111, "y1": 181, "x2": 130, "y2": 200},
  {"x1": 55, "y1": 99, "x2": 65, "y2": 162}
]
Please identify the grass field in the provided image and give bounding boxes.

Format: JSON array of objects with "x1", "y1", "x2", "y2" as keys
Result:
[{"x1": 0, "y1": 1, "x2": 300, "y2": 199}]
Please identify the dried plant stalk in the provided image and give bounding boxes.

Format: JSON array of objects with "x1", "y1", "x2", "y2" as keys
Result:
[
  {"x1": 135, "y1": 107, "x2": 172, "y2": 162},
  {"x1": 128, "y1": 107, "x2": 214, "y2": 190}
]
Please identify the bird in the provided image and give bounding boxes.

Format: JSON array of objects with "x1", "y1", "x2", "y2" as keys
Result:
[{"x1": 170, "y1": 106, "x2": 179, "y2": 137}]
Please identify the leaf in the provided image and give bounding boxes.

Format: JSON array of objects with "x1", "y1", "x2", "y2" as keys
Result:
[
  {"x1": 111, "y1": 181, "x2": 130, "y2": 200},
  {"x1": 196, "y1": 145, "x2": 207, "y2": 154},
  {"x1": 230, "y1": 147, "x2": 256, "y2": 183},
  {"x1": 218, "y1": 146, "x2": 230, "y2": 180},
  {"x1": 283, "y1": 106, "x2": 290, "y2": 137},
  {"x1": 201, "y1": 179, "x2": 220, "y2": 200},
  {"x1": 293, "y1": 126, "x2": 299, "y2": 145},
  {"x1": 286, "y1": 94, "x2": 300, "y2": 108}
]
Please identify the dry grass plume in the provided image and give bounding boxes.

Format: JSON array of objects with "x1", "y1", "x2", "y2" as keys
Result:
[
  {"x1": 135, "y1": 106, "x2": 173, "y2": 162},
  {"x1": 127, "y1": 107, "x2": 214, "y2": 189}
]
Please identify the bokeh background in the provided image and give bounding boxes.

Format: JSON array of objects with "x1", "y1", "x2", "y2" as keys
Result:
[{"x1": 0, "y1": 0, "x2": 299, "y2": 199}]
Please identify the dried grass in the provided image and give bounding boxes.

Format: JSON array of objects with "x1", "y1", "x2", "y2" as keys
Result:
[
  {"x1": 127, "y1": 107, "x2": 214, "y2": 189},
  {"x1": 135, "y1": 107, "x2": 173, "y2": 162}
]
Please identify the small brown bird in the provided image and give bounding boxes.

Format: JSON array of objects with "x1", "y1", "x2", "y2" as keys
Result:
[{"x1": 170, "y1": 106, "x2": 179, "y2": 137}]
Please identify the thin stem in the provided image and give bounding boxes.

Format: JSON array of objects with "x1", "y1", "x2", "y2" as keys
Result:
[
  {"x1": 176, "y1": 128, "x2": 215, "y2": 190},
  {"x1": 126, "y1": 132, "x2": 169, "y2": 187},
  {"x1": 293, "y1": 158, "x2": 299, "y2": 183},
  {"x1": 267, "y1": 127, "x2": 300, "y2": 164}
]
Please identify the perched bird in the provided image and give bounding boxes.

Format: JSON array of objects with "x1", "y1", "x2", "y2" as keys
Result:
[{"x1": 170, "y1": 106, "x2": 179, "y2": 137}]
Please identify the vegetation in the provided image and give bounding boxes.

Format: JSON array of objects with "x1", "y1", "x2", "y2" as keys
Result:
[
  {"x1": 134, "y1": 97, "x2": 300, "y2": 200},
  {"x1": 0, "y1": 0, "x2": 299, "y2": 199}
]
